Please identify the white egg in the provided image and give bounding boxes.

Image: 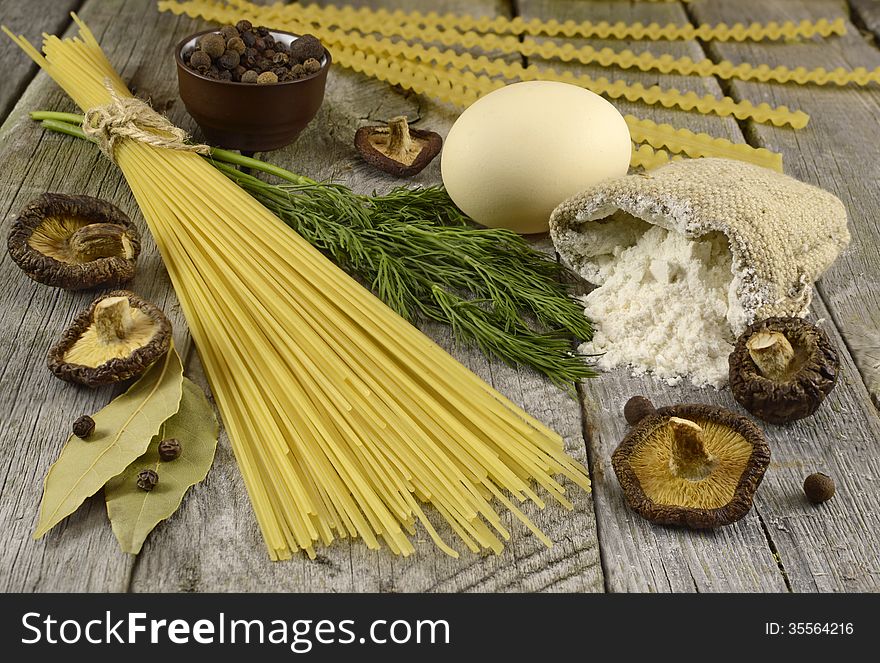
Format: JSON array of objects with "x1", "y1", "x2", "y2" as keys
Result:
[{"x1": 441, "y1": 81, "x2": 631, "y2": 234}]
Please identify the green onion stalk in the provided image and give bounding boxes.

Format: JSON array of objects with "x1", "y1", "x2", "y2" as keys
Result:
[{"x1": 31, "y1": 110, "x2": 596, "y2": 389}]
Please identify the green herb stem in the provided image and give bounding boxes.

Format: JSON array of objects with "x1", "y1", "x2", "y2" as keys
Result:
[{"x1": 31, "y1": 111, "x2": 595, "y2": 388}]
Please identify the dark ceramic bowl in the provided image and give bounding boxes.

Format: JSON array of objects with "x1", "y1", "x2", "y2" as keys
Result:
[{"x1": 175, "y1": 29, "x2": 331, "y2": 151}]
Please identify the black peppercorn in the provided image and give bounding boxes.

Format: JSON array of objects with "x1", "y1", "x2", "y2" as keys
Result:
[
  {"x1": 198, "y1": 33, "x2": 226, "y2": 59},
  {"x1": 623, "y1": 395, "x2": 657, "y2": 425},
  {"x1": 303, "y1": 57, "x2": 321, "y2": 74},
  {"x1": 219, "y1": 25, "x2": 239, "y2": 41},
  {"x1": 226, "y1": 36, "x2": 246, "y2": 54},
  {"x1": 263, "y1": 33, "x2": 275, "y2": 47},
  {"x1": 804, "y1": 472, "x2": 835, "y2": 504},
  {"x1": 241, "y1": 30, "x2": 256, "y2": 47},
  {"x1": 137, "y1": 469, "x2": 159, "y2": 492},
  {"x1": 218, "y1": 49, "x2": 240, "y2": 70},
  {"x1": 72, "y1": 415, "x2": 95, "y2": 439},
  {"x1": 257, "y1": 26, "x2": 270, "y2": 37},
  {"x1": 236, "y1": 19, "x2": 252, "y2": 33},
  {"x1": 241, "y1": 69, "x2": 259, "y2": 84},
  {"x1": 272, "y1": 52, "x2": 289, "y2": 65},
  {"x1": 189, "y1": 50, "x2": 211, "y2": 71},
  {"x1": 289, "y1": 34, "x2": 324, "y2": 64},
  {"x1": 218, "y1": 69, "x2": 233, "y2": 81},
  {"x1": 263, "y1": 48, "x2": 276, "y2": 60},
  {"x1": 253, "y1": 37, "x2": 265, "y2": 51},
  {"x1": 159, "y1": 438, "x2": 182, "y2": 462}
]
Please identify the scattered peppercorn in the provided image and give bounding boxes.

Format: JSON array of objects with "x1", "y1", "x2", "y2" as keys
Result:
[
  {"x1": 158, "y1": 438, "x2": 182, "y2": 462},
  {"x1": 136, "y1": 469, "x2": 159, "y2": 492},
  {"x1": 623, "y1": 395, "x2": 656, "y2": 426},
  {"x1": 803, "y1": 472, "x2": 835, "y2": 504},
  {"x1": 72, "y1": 415, "x2": 95, "y2": 439},
  {"x1": 184, "y1": 24, "x2": 325, "y2": 83}
]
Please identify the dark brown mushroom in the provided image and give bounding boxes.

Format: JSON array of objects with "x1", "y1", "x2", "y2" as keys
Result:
[
  {"x1": 612, "y1": 397, "x2": 770, "y2": 529},
  {"x1": 729, "y1": 317, "x2": 839, "y2": 424},
  {"x1": 7, "y1": 193, "x2": 140, "y2": 289},
  {"x1": 354, "y1": 116, "x2": 442, "y2": 177},
  {"x1": 48, "y1": 290, "x2": 172, "y2": 387}
]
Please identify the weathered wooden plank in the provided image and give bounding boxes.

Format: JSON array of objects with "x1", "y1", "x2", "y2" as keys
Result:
[
  {"x1": 107, "y1": 0, "x2": 602, "y2": 592},
  {"x1": 688, "y1": 0, "x2": 880, "y2": 407},
  {"x1": 0, "y1": 0, "x2": 81, "y2": 122},
  {"x1": 521, "y1": 0, "x2": 880, "y2": 591},
  {"x1": 850, "y1": 0, "x2": 880, "y2": 42},
  {"x1": 0, "y1": 0, "x2": 207, "y2": 591},
  {"x1": 684, "y1": 0, "x2": 880, "y2": 591},
  {"x1": 520, "y1": 0, "x2": 822, "y2": 592}
]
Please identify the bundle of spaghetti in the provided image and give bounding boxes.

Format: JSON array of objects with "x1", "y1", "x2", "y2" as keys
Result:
[
  {"x1": 229, "y1": 0, "x2": 877, "y2": 89},
  {"x1": 4, "y1": 17, "x2": 592, "y2": 560},
  {"x1": 228, "y1": 0, "x2": 847, "y2": 42},
  {"x1": 159, "y1": 0, "x2": 785, "y2": 170}
]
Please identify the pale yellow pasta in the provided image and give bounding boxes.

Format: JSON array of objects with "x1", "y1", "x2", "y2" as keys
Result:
[{"x1": 4, "y1": 16, "x2": 591, "y2": 560}]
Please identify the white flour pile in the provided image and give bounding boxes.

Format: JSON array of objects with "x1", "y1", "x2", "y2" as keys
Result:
[{"x1": 579, "y1": 225, "x2": 737, "y2": 388}]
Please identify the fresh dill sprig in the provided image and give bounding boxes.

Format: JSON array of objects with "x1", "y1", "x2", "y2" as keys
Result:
[{"x1": 31, "y1": 111, "x2": 596, "y2": 388}]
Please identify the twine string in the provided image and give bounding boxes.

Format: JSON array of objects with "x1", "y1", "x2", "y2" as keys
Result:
[{"x1": 82, "y1": 82, "x2": 209, "y2": 161}]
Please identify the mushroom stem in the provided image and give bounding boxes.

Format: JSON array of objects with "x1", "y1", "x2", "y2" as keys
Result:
[
  {"x1": 93, "y1": 296, "x2": 134, "y2": 343},
  {"x1": 668, "y1": 417, "x2": 717, "y2": 481},
  {"x1": 69, "y1": 223, "x2": 132, "y2": 262},
  {"x1": 385, "y1": 116, "x2": 413, "y2": 161},
  {"x1": 746, "y1": 330, "x2": 795, "y2": 381}
]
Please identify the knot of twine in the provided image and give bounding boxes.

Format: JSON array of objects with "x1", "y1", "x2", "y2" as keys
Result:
[{"x1": 82, "y1": 83, "x2": 209, "y2": 161}]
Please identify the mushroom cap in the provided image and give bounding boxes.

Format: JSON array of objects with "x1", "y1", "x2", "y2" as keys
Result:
[
  {"x1": 612, "y1": 403, "x2": 770, "y2": 528},
  {"x1": 7, "y1": 193, "x2": 140, "y2": 290},
  {"x1": 354, "y1": 122, "x2": 443, "y2": 177},
  {"x1": 48, "y1": 290, "x2": 172, "y2": 387},
  {"x1": 729, "y1": 317, "x2": 839, "y2": 424}
]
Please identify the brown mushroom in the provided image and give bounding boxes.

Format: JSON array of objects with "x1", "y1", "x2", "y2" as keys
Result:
[
  {"x1": 612, "y1": 397, "x2": 770, "y2": 528},
  {"x1": 7, "y1": 193, "x2": 140, "y2": 289},
  {"x1": 729, "y1": 317, "x2": 839, "y2": 424},
  {"x1": 48, "y1": 290, "x2": 172, "y2": 387},
  {"x1": 354, "y1": 116, "x2": 442, "y2": 177}
]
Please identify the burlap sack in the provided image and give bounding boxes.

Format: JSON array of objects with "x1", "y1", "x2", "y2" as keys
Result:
[{"x1": 549, "y1": 158, "x2": 850, "y2": 334}]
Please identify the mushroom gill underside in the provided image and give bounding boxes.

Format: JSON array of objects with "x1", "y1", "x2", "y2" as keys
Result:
[{"x1": 627, "y1": 417, "x2": 753, "y2": 510}]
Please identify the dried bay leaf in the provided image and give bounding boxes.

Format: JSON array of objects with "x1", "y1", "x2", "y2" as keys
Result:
[
  {"x1": 105, "y1": 378, "x2": 219, "y2": 554},
  {"x1": 34, "y1": 347, "x2": 184, "y2": 539}
]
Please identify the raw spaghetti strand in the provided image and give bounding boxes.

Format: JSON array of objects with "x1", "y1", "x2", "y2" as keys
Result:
[{"x1": 4, "y1": 15, "x2": 592, "y2": 560}]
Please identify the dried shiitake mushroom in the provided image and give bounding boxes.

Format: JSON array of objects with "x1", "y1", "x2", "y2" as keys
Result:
[
  {"x1": 729, "y1": 317, "x2": 839, "y2": 424},
  {"x1": 48, "y1": 290, "x2": 171, "y2": 387},
  {"x1": 8, "y1": 193, "x2": 140, "y2": 289},
  {"x1": 612, "y1": 397, "x2": 770, "y2": 529},
  {"x1": 354, "y1": 116, "x2": 442, "y2": 177}
]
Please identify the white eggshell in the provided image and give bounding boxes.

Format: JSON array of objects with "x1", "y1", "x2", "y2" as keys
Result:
[{"x1": 441, "y1": 81, "x2": 631, "y2": 234}]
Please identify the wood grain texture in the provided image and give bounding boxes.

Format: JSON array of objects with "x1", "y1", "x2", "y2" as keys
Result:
[
  {"x1": 0, "y1": 0, "x2": 205, "y2": 591},
  {"x1": 520, "y1": 0, "x2": 791, "y2": 592},
  {"x1": 128, "y1": 0, "x2": 603, "y2": 594},
  {"x1": 0, "y1": 0, "x2": 603, "y2": 593},
  {"x1": 0, "y1": 0, "x2": 81, "y2": 122},
  {"x1": 522, "y1": 0, "x2": 880, "y2": 592},
  {"x1": 687, "y1": 0, "x2": 880, "y2": 408}
]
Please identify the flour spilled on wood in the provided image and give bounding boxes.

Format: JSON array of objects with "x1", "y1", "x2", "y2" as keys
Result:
[{"x1": 579, "y1": 225, "x2": 737, "y2": 388}]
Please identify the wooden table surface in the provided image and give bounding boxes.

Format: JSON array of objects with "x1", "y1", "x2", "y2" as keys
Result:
[{"x1": 1, "y1": 0, "x2": 878, "y2": 593}]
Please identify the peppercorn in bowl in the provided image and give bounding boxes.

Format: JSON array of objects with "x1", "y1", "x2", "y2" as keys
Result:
[{"x1": 175, "y1": 22, "x2": 331, "y2": 151}]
